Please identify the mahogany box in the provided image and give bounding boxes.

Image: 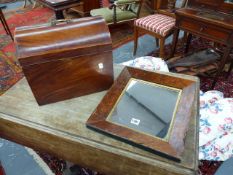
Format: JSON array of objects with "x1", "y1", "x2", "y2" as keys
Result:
[{"x1": 15, "y1": 16, "x2": 113, "y2": 105}]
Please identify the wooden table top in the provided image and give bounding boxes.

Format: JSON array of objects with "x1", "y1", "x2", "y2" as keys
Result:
[
  {"x1": 0, "y1": 65, "x2": 199, "y2": 175},
  {"x1": 176, "y1": 8, "x2": 233, "y2": 30}
]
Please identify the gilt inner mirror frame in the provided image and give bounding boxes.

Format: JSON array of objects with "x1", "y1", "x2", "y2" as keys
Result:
[{"x1": 86, "y1": 66, "x2": 199, "y2": 161}]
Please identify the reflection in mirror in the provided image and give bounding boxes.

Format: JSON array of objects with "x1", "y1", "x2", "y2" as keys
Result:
[
  {"x1": 175, "y1": 0, "x2": 187, "y2": 8},
  {"x1": 107, "y1": 79, "x2": 182, "y2": 141},
  {"x1": 225, "y1": 0, "x2": 233, "y2": 4}
]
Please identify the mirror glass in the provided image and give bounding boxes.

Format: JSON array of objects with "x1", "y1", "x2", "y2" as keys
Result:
[
  {"x1": 175, "y1": 0, "x2": 186, "y2": 8},
  {"x1": 225, "y1": 0, "x2": 233, "y2": 4},
  {"x1": 107, "y1": 79, "x2": 182, "y2": 141}
]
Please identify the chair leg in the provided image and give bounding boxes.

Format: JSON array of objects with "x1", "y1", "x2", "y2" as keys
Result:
[
  {"x1": 1, "y1": 19, "x2": 13, "y2": 40},
  {"x1": 159, "y1": 38, "x2": 165, "y2": 59},
  {"x1": 0, "y1": 10, "x2": 13, "y2": 40},
  {"x1": 133, "y1": 26, "x2": 138, "y2": 56},
  {"x1": 0, "y1": 18, "x2": 9, "y2": 34}
]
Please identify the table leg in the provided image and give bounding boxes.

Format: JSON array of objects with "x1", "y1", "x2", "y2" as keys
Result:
[
  {"x1": 211, "y1": 46, "x2": 232, "y2": 89},
  {"x1": 184, "y1": 33, "x2": 192, "y2": 54},
  {"x1": 227, "y1": 56, "x2": 233, "y2": 78},
  {"x1": 170, "y1": 28, "x2": 180, "y2": 58},
  {"x1": 55, "y1": 10, "x2": 65, "y2": 19}
]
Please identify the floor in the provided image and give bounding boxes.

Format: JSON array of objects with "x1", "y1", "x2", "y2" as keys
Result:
[
  {"x1": 0, "y1": 2, "x2": 55, "y2": 175},
  {"x1": 0, "y1": 139, "x2": 53, "y2": 175}
]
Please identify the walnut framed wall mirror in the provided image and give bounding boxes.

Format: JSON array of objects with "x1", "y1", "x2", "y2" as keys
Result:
[{"x1": 86, "y1": 67, "x2": 199, "y2": 161}]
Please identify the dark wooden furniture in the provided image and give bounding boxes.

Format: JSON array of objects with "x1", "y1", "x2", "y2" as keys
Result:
[
  {"x1": 0, "y1": 65, "x2": 199, "y2": 175},
  {"x1": 15, "y1": 17, "x2": 113, "y2": 105},
  {"x1": 0, "y1": 6, "x2": 13, "y2": 40},
  {"x1": 87, "y1": 66, "x2": 199, "y2": 162},
  {"x1": 69, "y1": 0, "x2": 100, "y2": 17},
  {"x1": 171, "y1": 0, "x2": 233, "y2": 88},
  {"x1": 36, "y1": 0, "x2": 82, "y2": 19}
]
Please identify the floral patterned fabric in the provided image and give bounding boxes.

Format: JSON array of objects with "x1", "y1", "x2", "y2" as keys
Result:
[
  {"x1": 121, "y1": 56, "x2": 169, "y2": 72},
  {"x1": 199, "y1": 91, "x2": 233, "y2": 161},
  {"x1": 121, "y1": 57, "x2": 233, "y2": 161}
]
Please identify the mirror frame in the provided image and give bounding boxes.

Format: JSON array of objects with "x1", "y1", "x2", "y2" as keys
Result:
[
  {"x1": 86, "y1": 66, "x2": 199, "y2": 161},
  {"x1": 106, "y1": 78, "x2": 182, "y2": 142}
]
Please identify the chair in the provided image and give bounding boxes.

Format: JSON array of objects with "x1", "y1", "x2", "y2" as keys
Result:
[
  {"x1": 133, "y1": 0, "x2": 187, "y2": 59},
  {"x1": 90, "y1": 0, "x2": 143, "y2": 25}
]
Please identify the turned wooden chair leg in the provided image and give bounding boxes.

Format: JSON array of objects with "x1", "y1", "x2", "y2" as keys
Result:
[
  {"x1": 133, "y1": 26, "x2": 138, "y2": 56},
  {"x1": 159, "y1": 37, "x2": 165, "y2": 59}
]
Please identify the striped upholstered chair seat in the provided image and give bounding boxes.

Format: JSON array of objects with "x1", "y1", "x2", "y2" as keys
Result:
[
  {"x1": 133, "y1": 14, "x2": 177, "y2": 59},
  {"x1": 135, "y1": 14, "x2": 175, "y2": 37}
]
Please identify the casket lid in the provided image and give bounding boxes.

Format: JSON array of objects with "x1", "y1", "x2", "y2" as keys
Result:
[{"x1": 15, "y1": 16, "x2": 112, "y2": 66}]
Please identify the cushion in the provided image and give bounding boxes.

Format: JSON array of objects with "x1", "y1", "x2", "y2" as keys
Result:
[
  {"x1": 91, "y1": 7, "x2": 137, "y2": 24},
  {"x1": 135, "y1": 14, "x2": 175, "y2": 37}
]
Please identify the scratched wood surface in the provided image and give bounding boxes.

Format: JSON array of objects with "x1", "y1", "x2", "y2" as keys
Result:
[{"x1": 0, "y1": 65, "x2": 199, "y2": 175}]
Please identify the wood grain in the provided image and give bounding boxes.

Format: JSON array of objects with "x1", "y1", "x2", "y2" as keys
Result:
[
  {"x1": 0, "y1": 65, "x2": 199, "y2": 175},
  {"x1": 15, "y1": 16, "x2": 113, "y2": 105},
  {"x1": 87, "y1": 66, "x2": 199, "y2": 161},
  {"x1": 171, "y1": 2, "x2": 233, "y2": 88},
  {"x1": 187, "y1": 0, "x2": 233, "y2": 14}
]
